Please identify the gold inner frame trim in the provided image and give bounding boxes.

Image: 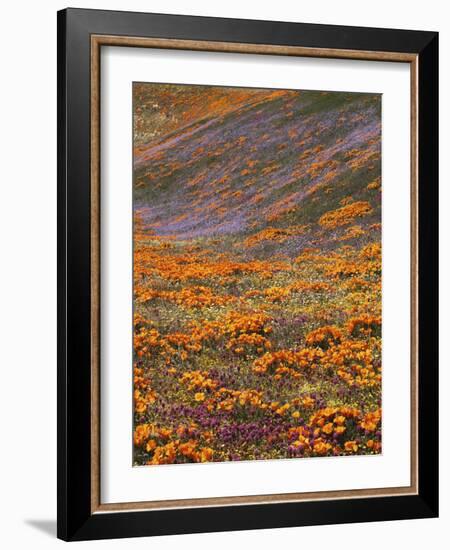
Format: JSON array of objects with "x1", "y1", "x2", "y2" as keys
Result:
[{"x1": 90, "y1": 34, "x2": 419, "y2": 514}]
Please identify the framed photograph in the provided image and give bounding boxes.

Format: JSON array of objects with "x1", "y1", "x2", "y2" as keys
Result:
[{"x1": 57, "y1": 8, "x2": 438, "y2": 541}]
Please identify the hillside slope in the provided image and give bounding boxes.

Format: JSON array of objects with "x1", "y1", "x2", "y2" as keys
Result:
[
  {"x1": 134, "y1": 87, "x2": 381, "y2": 256},
  {"x1": 132, "y1": 85, "x2": 382, "y2": 466}
]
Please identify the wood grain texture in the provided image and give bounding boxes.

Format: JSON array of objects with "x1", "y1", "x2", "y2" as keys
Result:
[{"x1": 92, "y1": 34, "x2": 417, "y2": 62}]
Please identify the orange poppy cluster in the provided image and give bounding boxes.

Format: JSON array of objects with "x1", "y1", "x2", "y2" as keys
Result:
[
  {"x1": 134, "y1": 422, "x2": 215, "y2": 465},
  {"x1": 243, "y1": 226, "x2": 307, "y2": 248},
  {"x1": 319, "y1": 201, "x2": 373, "y2": 229}
]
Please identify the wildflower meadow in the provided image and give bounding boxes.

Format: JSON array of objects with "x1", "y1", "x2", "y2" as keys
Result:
[{"x1": 132, "y1": 84, "x2": 382, "y2": 466}]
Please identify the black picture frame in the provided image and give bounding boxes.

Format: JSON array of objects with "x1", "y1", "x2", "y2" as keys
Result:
[{"x1": 57, "y1": 7, "x2": 438, "y2": 541}]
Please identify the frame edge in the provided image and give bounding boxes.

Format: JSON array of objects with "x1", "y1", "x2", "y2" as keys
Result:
[{"x1": 57, "y1": 8, "x2": 439, "y2": 540}]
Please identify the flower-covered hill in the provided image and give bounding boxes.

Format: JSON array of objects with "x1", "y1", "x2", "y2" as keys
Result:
[
  {"x1": 134, "y1": 86, "x2": 381, "y2": 256},
  {"x1": 133, "y1": 85, "x2": 382, "y2": 466}
]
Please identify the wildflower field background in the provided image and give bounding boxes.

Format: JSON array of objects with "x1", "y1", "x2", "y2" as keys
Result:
[{"x1": 133, "y1": 83, "x2": 382, "y2": 466}]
